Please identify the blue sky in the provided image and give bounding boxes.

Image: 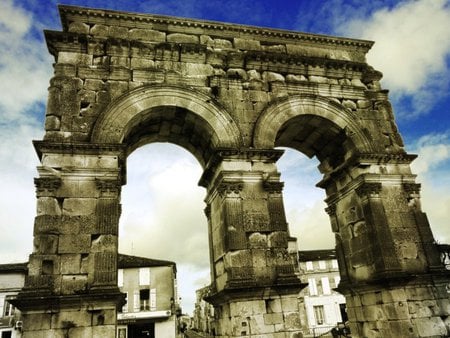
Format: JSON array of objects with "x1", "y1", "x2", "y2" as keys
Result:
[{"x1": 0, "y1": 0, "x2": 449, "y2": 314}]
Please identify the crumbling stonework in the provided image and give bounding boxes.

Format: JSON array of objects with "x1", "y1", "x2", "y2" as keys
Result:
[{"x1": 13, "y1": 5, "x2": 450, "y2": 337}]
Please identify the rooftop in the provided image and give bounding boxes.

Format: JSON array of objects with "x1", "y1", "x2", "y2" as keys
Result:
[{"x1": 298, "y1": 249, "x2": 336, "y2": 262}]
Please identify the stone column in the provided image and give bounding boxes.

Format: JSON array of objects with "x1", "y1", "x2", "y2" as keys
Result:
[
  {"x1": 12, "y1": 142, "x2": 125, "y2": 338},
  {"x1": 199, "y1": 149, "x2": 305, "y2": 338},
  {"x1": 322, "y1": 154, "x2": 450, "y2": 338}
]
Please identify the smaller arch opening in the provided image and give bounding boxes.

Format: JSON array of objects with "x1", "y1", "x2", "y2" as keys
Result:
[
  {"x1": 123, "y1": 106, "x2": 220, "y2": 168},
  {"x1": 275, "y1": 114, "x2": 355, "y2": 174}
]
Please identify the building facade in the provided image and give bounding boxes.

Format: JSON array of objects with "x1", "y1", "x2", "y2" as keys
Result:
[
  {"x1": 0, "y1": 263, "x2": 27, "y2": 338},
  {"x1": 297, "y1": 250, "x2": 346, "y2": 336},
  {"x1": 192, "y1": 285, "x2": 214, "y2": 335},
  {"x1": 117, "y1": 254, "x2": 181, "y2": 338}
]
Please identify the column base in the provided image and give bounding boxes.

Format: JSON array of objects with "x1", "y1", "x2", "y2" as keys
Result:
[
  {"x1": 11, "y1": 286, "x2": 125, "y2": 338},
  {"x1": 340, "y1": 272, "x2": 450, "y2": 338}
]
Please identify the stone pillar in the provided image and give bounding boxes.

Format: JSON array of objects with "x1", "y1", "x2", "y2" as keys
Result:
[
  {"x1": 12, "y1": 142, "x2": 125, "y2": 338},
  {"x1": 200, "y1": 149, "x2": 305, "y2": 338},
  {"x1": 321, "y1": 154, "x2": 450, "y2": 338}
]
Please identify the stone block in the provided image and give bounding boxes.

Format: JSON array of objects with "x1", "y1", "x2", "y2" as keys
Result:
[
  {"x1": 280, "y1": 296, "x2": 299, "y2": 312},
  {"x1": 90, "y1": 24, "x2": 109, "y2": 37},
  {"x1": 264, "y1": 312, "x2": 283, "y2": 325},
  {"x1": 268, "y1": 231, "x2": 287, "y2": 248},
  {"x1": 361, "y1": 292, "x2": 382, "y2": 306},
  {"x1": 362, "y1": 304, "x2": 386, "y2": 321},
  {"x1": 234, "y1": 38, "x2": 261, "y2": 51},
  {"x1": 58, "y1": 52, "x2": 92, "y2": 65},
  {"x1": 34, "y1": 235, "x2": 58, "y2": 254},
  {"x1": 283, "y1": 312, "x2": 301, "y2": 330},
  {"x1": 21, "y1": 313, "x2": 52, "y2": 330},
  {"x1": 45, "y1": 115, "x2": 61, "y2": 131},
  {"x1": 62, "y1": 198, "x2": 97, "y2": 216},
  {"x1": 129, "y1": 28, "x2": 166, "y2": 42},
  {"x1": 406, "y1": 286, "x2": 433, "y2": 301},
  {"x1": 68, "y1": 21, "x2": 90, "y2": 34},
  {"x1": 248, "y1": 232, "x2": 267, "y2": 248},
  {"x1": 167, "y1": 33, "x2": 198, "y2": 44},
  {"x1": 109, "y1": 26, "x2": 129, "y2": 39},
  {"x1": 309, "y1": 75, "x2": 329, "y2": 84},
  {"x1": 61, "y1": 274, "x2": 88, "y2": 294},
  {"x1": 382, "y1": 301, "x2": 409, "y2": 320},
  {"x1": 32, "y1": 216, "x2": 59, "y2": 239},
  {"x1": 51, "y1": 309, "x2": 91, "y2": 329},
  {"x1": 230, "y1": 300, "x2": 265, "y2": 316},
  {"x1": 413, "y1": 317, "x2": 447, "y2": 337},
  {"x1": 263, "y1": 71, "x2": 285, "y2": 83},
  {"x1": 381, "y1": 288, "x2": 407, "y2": 303},
  {"x1": 37, "y1": 197, "x2": 62, "y2": 216},
  {"x1": 286, "y1": 74, "x2": 307, "y2": 82},
  {"x1": 84, "y1": 79, "x2": 105, "y2": 91},
  {"x1": 60, "y1": 254, "x2": 81, "y2": 274},
  {"x1": 130, "y1": 57, "x2": 155, "y2": 69},
  {"x1": 58, "y1": 234, "x2": 91, "y2": 254},
  {"x1": 91, "y1": 235, "x2": 117, "y2": 252}
]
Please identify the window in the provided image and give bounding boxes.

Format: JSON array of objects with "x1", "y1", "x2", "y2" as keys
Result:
[
  {"x1": 139, "y1": 268, "x2": 150, "y2": 285},
  {"x1": 313, "y1": 305, "x2": 325, "y2": 325},
  {"x1": 3, "y1": 300, "x2": 14, "y2": 317},
  {"x1": 133, "y1": 291, "x2": 140, "y2": 312},
  {"x1": 118, "y1": 269, "x2": 124, "y2": 288},
  {"x1": 121, "y1": 292, "x2": 128, "y2": 313},
  {"x1": 321, "y1": 277, "x2": 331, "y2": 295},
  {"x1": 140, "y1": 289, "x2": 150, "y2": 311},
  {"x1": 1, "y1": 331, "x2": 12, "y2": 338},
  {"x1": 306, "y1": 261, "x2": 313, "y2": 270},
  {"x1": 332, "y1": 259, "x2": 339, "y2": 269},
  {"x1": 318, "y1": 260, "x2": 326, "y2": 270},
  {"x1": 308, "y1": 278, "x2": 317, "y2": 296},
  {"x1": 334, "y1": 276, "x2": 341, "y2": 288},
  {"x1": 150, "y1": 288, "x2": 157, "y2": 311}
]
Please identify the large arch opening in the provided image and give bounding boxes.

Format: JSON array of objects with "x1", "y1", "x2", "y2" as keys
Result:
[{"x1": 119, "y1": 143, "x2": 210, "y2": 315}]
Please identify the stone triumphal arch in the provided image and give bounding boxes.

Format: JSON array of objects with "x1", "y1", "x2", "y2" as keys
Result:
[{"x1": 13, "y1": 5, "x2": 450, "y2": 337}]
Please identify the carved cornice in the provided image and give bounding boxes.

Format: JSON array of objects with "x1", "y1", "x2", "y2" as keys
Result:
[
  {"x1": 355, "y1": 182, "x2": 382, "y2": 198},
  {"x1": 317, "y1": 152, "x2": 417, "y2": 189},
  {"x1": 58, "y1": 5, "x2": 373, "y2": 50},
  {"x1": 34, "y1": 177, "x2": 62, "y2": 194},
  {"x1": 33, "y1": 141, "x2": 126, "y2": 160},
  {"x1": 199, "y1": 148, "x2": 284, "y2": 188}
]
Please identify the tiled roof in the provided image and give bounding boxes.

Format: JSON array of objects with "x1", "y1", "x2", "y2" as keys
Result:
[
  {"x1": 298, "y1": 249, "x2": 336, "y2": 262},
  {"x1": 118, "y1": 254, "x2": 176, "y2": 270},
  {"x1": 0, "y1": 262, "x2": 28, "y2": 273}
]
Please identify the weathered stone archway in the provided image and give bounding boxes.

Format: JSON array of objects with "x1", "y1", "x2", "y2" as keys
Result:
[{"x1": 13, "y1": 5, "x2": 449, "y2": 338}]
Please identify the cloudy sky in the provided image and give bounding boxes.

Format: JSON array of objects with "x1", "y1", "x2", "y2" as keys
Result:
[{"x1": 0, "y1": 0, "x2": 449, "y2": 314}]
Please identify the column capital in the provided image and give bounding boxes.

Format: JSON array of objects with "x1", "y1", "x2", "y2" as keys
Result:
[
  {"x1": 34, "y1": 177, "x2": 61, "y2": 196},
  {"x1": 356, "y1": 182, "x2": 382, "y2": 198},
  {"x1": 263, "y1": 181, "x2": 284, "y2": 194},
  {"x1": 217, "y1": 181, "x2": 243, "y2": 197},
  {"x1": 95, "y1": 178, "x2": 122, "y2": 197}
]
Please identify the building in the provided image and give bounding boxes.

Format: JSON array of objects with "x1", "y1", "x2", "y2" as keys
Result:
[
  {"x1": 0, "y1": 263, "x2": 27, "y2": 338},
  {"x1": 192, "y1": 285, "x2": 214, "y2": 335},
  {"x1": 117, "y1": 254, "x2": 181, "y2": 338},
  {"x1": 297, "y1": 250, "x2": 347, "y2": 336},
  {"x1": 0, "y1": 255, "x2": 180, "y2": 338}
]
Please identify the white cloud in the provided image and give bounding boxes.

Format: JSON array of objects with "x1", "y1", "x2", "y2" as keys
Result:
[
  {"x1": 0, "y1": 0, "x2": 53, "y2": 122},
  {"x1": 339, "y1": 0, "x2": 450, "y2": 118},
  {"x1": 409, "y1": 131, "x2": 450, "y2": 244}
]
